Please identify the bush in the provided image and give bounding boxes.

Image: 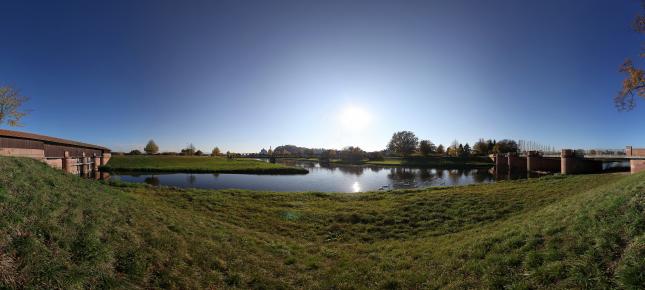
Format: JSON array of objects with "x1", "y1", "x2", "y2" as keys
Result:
[
  {"x1": 128, "y1": 149, "x2": 142, "y2": 155},
  {"x1": 367, "y1": 151, "x2": 384, "y2": 161},
  {"x1": 340, "y1": 147, "x2": 364, "y2": 164}
]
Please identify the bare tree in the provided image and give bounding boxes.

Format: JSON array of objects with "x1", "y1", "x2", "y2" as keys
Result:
[
  {"x1": 616, "y1": 2, "x2": 645, "y2": 110},
  {"x1": 0, "y1": 85, "x2": 29, "y2": 126}
]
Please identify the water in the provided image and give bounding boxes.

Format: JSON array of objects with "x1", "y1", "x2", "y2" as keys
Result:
[
  {"x1": 108, "y1": 159, "x2": 630, "y2": 193},
  {"x1": 110, "y1": 160, "x2": 509, "y2": 192}
]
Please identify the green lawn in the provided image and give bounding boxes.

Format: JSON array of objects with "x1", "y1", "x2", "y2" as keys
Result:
[
  {"x1": 0, "y1": 156, "x2": 643, "y2": 289},
  {"x1": 102, "y1": 155, "x2": 308, "y2": 174}
]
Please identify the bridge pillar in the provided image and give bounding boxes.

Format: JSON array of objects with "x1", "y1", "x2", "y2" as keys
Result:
[
  {"x1": 626, "y1": 146, "x2": 645, "y2": 174},
  {"x1": 561, "y1": 149, "x2": 575, "y2": 174},
  {"x1": 629, "y1": 160, "x2": 645, "y2": 174},
  {"x1": 93, "y1": 154, "x2": 100, "y2": 172},
  {"x1": 62, "y1": 151, "x2": 77, "y2": 175},
  {"x1": 561, "y1": 149, "x2": 602, "y2": 174}
]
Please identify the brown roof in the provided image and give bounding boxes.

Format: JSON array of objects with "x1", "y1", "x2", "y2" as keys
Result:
[{"x1": 0, "y1": 129, "x2": 110, "y2": 152}]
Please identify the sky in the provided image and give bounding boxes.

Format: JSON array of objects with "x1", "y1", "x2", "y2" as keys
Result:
[{"x1": 1, "y1": 0, "x2": 644, "y2": 153}]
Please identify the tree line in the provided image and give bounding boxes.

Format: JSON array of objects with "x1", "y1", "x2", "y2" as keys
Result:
[{"x1": 123, "y1": 140, "x2": 230, "y2": 158}]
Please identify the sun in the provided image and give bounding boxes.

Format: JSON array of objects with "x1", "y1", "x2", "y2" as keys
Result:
[{"x1": 339, "y1": 106, "x2": 371, "y2": 130}]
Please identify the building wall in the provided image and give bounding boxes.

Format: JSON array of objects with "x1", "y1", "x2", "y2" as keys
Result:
[{"x1": 0, "y1": 148, "x2": 45, "y2": 159}]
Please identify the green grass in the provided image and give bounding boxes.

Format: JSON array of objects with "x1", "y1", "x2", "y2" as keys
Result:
[
  {"x1": 365, "y1": 156, "x2": 493, "y2": 168},
  {"x1": 102, "y1": 155, "x2": 308, "y2": 174},
  {"x1": 1, "y1": 156, "x2": 643, "y2": 289}
]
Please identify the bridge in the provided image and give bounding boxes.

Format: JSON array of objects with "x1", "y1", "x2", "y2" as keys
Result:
[{"x1": 494, "y1": 146, "x2": 645, "y2": 174}]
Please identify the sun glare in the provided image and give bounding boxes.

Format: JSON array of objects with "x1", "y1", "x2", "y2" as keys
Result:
[{"x1": 339, "y1": 106, "x2": 371, "y2": 130}]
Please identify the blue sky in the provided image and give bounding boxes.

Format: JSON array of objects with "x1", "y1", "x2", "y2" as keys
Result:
[{"x1": 1, "y1": 0, "x2": 644, "y2": 153}]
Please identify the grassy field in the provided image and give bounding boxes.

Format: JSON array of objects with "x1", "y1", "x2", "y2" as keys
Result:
[
  {"x1": 1, "y1": 156, "x2": 643, "y2": 289},
  {"x1": 102, "y1": 155, "x2": 308, "y2": 174}
]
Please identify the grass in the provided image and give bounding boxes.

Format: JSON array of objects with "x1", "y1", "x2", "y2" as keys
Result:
[
  {"x1": 1, "y1": 156, "x2": 644, "y2": 289},
  {"x1": 101, "y1": 155, "x2": 308, "y2": 174}
]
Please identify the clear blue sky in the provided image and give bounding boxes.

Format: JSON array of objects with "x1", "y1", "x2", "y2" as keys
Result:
[{"x1": 1, "y1": 0, "x2": 644, "y2": 153}]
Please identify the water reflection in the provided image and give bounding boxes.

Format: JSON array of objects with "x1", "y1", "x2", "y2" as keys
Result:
[
  {"x1": 112, "y1": 160, "x2": 503, "y2": 192},
  {"x1": 144, "y1": 176, "x2": 160, "y2": 186}
]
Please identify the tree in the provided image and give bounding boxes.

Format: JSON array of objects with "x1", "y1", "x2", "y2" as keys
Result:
[
  {"x1": 447, "y1": 140, "x2": 459, "y2": 157},
  {"x1": 387, "y1": 131, "x2": 418, "y2": 156},
  {"x1": 319, "y1": 149, "x2": 335, "y2": 163},
  {"x1": 616, "y1": 2, "x2": 645, "y2": 110},
  {"x1": 0, "y1": 85, "x2": 29, "y2": 127},
  {"x1": 144, "y1": 139, "x2": 159, "y2": 155},
  {"x1": 473, "y1": 138, "x2": 489, "y2": 155},
  {"x1": 457, "y1": 143, "x2": 464, "y2": 157},
  {"x1": 436, "y1": 144, "x2": 445, "y2": 155},
  {"x1": 212, "y1": 147, "x2": 221, "y2": 156},
  {"x1": 418, "y1": 140, "x2": 435, "y2": 156},
  {"x1": 195, "y1": 150, "x2": 204, "y2": 156},
  {"x1": 463, "y1": 143, "x2": 471, "y2": 157},
  {"x1": 340, "y1": 146, "x2": 364, "y2": 164},
  {"x1": 128, "y1": 149, "x2": 142, "y2": 155},
  {"x1": 181, "y1": 143, "x2": 196, "y2": 156},
  {"x1": 492, "y1": 139, "x2": 519, "y2": 154},
  {"x1": 367, "y1": 151, "x2": 385, "y2": 161}
]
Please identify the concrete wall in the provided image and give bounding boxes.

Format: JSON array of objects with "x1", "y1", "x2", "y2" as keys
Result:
[
  {"x1": 630, "y1": 160, "x2": 645, "y2": 174},
  {"x1": 527, "y1": 151, "x2": 561, "y2": 173},
  {"x1": 43, "y1": 158, "x2": 63, "y2": 169},
  {"x1": 0, "y1": 148, "x2": 45, "y2": 159},
  {"x1": 561, "y1": 149, "x2": 603, "y2": 174},
  {"x1": 507, "y1": 154, "x2": 527, "y2": 172},
  {"x1": 494, "y1": 154, "x2": 508, "y2": 171}
]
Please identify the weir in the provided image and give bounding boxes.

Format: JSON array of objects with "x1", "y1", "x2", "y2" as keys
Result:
[
  {"x1": 495, "y1": 146, "x2": 645, "y2": 175},
  {"x1": 0, "y1": 129, "x2": 111, "y2": 176}
]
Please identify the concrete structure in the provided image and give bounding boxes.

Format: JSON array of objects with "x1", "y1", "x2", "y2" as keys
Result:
[
  {"x1": 625, "y1": 146, "x2": 645, "y2": 174},
  {"x1": 507, "y1": 153, "x2": 527, "y2": 172},
  {"x1": 560, "y1": 149, "x2": 603, "y2": 174},
  {"x1": 0, "y1": 129, "x2": 111, "y2": 175},
  {"x1": 526, "y1": 151, "x2": 561, "y2": 173}
]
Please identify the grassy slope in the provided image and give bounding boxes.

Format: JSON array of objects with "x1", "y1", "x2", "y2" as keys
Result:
[
  {"x1": 0, "y1": 157, "x2": 643, "y2": 289},
  {"x1": 102, "y1": 155, "x2": 308, "y2": 174}
]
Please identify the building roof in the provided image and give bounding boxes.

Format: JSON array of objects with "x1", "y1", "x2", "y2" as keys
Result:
[{"x1": 0, "y1": 129, "x2": 110, "y2": 152}]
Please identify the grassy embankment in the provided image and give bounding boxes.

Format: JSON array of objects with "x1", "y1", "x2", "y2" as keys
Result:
[
  {"x1": 101, "y1": 155, "x2": 308, "y2": 174},
  {"x1": 0, "y1": 156, "x2": 643, "y2": 289}
]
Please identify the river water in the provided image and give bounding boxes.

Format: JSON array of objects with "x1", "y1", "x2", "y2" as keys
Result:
[{"x1": 110, "y1": 159, "x2": 629, "y2": 193}]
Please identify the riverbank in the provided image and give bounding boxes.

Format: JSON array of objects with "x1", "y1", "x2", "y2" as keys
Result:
[
  {"x1": 101, "y1": 155, "x2": 309, "y2": 174},
  {"x1": 365, "y1": 156, "x2": 493, "y2": 167},
  {"x1": 1, "y1": 156, "x2": 642, "y2": 289},
  {"x1": 312, "y1": 155, "x2": 493, "y2": 167}
]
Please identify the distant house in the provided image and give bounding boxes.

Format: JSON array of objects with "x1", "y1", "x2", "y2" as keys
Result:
[{"x1": 259, "y1": 148, "x2": 268, "y2": 155}]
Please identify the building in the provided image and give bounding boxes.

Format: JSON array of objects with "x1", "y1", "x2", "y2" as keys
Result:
[{"x1": 0, "y1": 129, "x2": 111, "y2": 175}]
